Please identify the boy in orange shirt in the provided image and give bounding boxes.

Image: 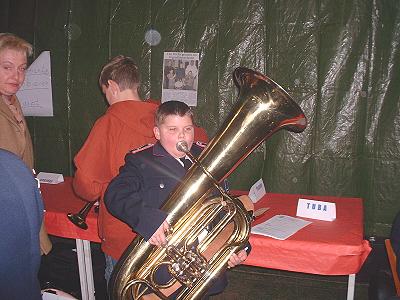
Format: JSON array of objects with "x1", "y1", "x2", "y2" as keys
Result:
[{"x1": 73, "y1": 55, "x2": 159, "y2": 282}]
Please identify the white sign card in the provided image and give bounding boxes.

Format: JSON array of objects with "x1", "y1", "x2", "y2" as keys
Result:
[
  {"x1": 37, "y1": 172, "x2": 64, "y2": 184},
  {"x1": 296, "y1": 198, "x2": 336, "y2": 221},
  {"x1": 248, "y1": 178, "x2": 266, "y2": 203},
  {"x1": 161, "y1": 52, "x2": 199, "y2": 106},
  {"x1": 17, "y1": 51, "x2": 53, "y2": 116}
]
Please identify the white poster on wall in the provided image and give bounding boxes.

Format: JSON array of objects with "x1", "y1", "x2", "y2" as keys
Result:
[
  {"x1": 17, "y1": 51, "x2": 53, "y2": 116},
  {"x1": 161, "y1": 52, "x2": 199, "y2": 106}
]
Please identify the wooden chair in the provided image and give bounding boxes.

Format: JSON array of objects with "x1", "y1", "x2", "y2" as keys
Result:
[{"x1": 385, "y1": 239, "x2": 400, "y2": 296}]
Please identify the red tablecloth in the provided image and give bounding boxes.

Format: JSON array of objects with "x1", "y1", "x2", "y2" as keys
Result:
[
  {"x1": 41, "y1": 177, "x2": 101, "y2": 243},
  {"x1": 40, "y1": 178, "x2": 371, "y2": 276},
  {"x1": 244, "y1": 193, "x2": 371, "y2": 275}
]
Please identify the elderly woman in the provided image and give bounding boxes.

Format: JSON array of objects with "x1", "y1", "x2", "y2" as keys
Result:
[{"x1": 0, "y1": 33, "x2": 52, "y2": 255}]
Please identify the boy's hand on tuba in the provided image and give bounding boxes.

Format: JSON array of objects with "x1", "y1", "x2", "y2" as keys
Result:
[
  {"x1": 149, "y1": 220, "x2": 170, "y2": 246},
  {"x1": 227, "y1": 249, "x2": 248, "y2": 268}
]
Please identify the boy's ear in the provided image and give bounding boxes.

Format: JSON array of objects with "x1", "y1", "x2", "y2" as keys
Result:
[
  {"x1": 108, "y1": 80, "x2": 120, "y2": 94},
  {"x1": 153, "y1": 126, "x2": 160, "y2": 140}
]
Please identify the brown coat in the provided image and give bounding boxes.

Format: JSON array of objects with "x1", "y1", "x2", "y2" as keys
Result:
[
  {"x1": 0, "y1": 95, "x2": 34, "y2": 169},
  {"x1": 0, "y1": 95, "x2": 52, "y2": 255}
]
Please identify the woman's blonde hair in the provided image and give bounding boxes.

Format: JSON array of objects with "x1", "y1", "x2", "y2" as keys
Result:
[{"x1": 0, "y1": 33, "x2": 32, "y2": 57}]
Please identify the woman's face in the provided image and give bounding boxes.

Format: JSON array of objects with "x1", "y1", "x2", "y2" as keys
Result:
[{"x1": 0, "y1": 48, "x2": 27, "y2": 96}]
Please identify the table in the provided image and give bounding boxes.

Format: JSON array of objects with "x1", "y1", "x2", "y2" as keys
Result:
[
  {"x1": 41, "y1": 179, "x2": 371, "y2": 300},
  {"x1": 41, "y1": 177, "x2": 100, "y2": 300},
  {"x1": 240, "y1": 192, "x2": 372, "y2": 299}
]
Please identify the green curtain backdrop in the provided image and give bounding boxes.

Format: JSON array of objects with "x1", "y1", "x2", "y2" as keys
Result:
[{"x1": 1, "y1": 0, "x2": 399, "y2": 236}]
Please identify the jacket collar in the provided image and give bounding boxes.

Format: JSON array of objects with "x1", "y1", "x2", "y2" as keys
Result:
[
  {"x1": 152, "y1": 142, "x2": 186, "y2": 177},
  {"x1": 108, "y1": 100, "x2": 158, "y2": 137},
  {"x1": 152, "y1": 141, "x2": 201, "y2": 158},
  {"x1": 152, "y1": 141, "x2": 170, "y2": 157}
]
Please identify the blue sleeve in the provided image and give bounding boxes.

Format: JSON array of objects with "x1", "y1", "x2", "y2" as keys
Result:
[{"x1": 104, "y1": 154, "x2": 167, "y2": 241}]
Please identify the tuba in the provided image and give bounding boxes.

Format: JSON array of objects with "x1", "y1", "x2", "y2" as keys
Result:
[{"x1": 109, "y1": 67, "x2": 307, "y2": 300}]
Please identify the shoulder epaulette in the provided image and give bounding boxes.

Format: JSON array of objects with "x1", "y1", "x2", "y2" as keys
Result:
[
  {"x1": 130, "y1": 143, "x2": 153, "y2": 154},
  {"x1": 195, "y1": 141, "x2": 207, "y2": 148}
]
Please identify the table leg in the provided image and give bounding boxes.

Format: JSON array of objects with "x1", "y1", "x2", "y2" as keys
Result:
[
  {"x1": 347, "y1": 274, "x2": 355, "y2": 300},
  {"x1": 76, "y1": 239, "x2": 95, "y2": 300}
]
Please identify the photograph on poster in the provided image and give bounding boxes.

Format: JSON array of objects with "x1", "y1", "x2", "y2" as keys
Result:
[{"x1": 161, "y1": 52, "x2": 199, "y2": 106}]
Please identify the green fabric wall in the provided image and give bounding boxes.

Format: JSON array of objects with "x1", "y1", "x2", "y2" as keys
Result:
[{"x1": 2, "y1": 0, "x2": 400, "y2": 236}]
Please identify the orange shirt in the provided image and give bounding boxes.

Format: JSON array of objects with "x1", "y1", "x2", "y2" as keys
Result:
[{"x1": 73, "y1": 100, "x2": 158, "y2": 258}]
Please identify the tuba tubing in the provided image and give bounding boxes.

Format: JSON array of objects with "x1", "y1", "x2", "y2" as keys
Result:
[{"x1": 109, "y1": 67, "x2": 307, "y2": 300}]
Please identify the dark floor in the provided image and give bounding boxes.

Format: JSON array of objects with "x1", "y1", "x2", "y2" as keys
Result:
[
  {"x1": 213, "y1": 266, "x2": 368, "y2": 300},
  {"x1": 39, "y1": 236, "x2": 396, "y2": 300}
]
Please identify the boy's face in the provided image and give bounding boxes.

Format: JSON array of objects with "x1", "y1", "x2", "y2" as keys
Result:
[{"x1": 154, "y1": 114, "x2": 194, "y2": 158}]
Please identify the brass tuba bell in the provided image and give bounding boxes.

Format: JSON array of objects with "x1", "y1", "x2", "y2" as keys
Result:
[{"x1": 109, "y1": 67, "x2": 307, "y2": 300}]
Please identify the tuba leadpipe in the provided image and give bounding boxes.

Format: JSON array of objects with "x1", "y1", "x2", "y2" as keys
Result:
[{"x1": 109, "y1": 67, "x2": 307, "y2": 300}]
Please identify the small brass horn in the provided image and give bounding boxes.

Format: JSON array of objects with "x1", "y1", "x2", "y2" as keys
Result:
[{"x1": 67, "y1": 201, "x2": 95, "y2": 230}]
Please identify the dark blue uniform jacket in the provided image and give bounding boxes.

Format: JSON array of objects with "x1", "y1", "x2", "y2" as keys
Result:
[{"x1": 105, "y1": 141, "x2": 205, "y2": 240}]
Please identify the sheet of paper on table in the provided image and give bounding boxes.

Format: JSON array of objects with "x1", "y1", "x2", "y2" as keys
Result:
[{"x1": 251, "y1": 215, "x2": 312, "y2": 240}]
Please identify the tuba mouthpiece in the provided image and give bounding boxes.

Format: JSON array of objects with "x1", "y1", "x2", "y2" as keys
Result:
[{"x1": 176, "y1": 140, "x2": 189, "y2": 153}]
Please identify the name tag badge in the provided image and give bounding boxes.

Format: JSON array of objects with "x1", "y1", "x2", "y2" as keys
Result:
[{"x1": 296, "y1": 198, "x2": 336, "y2": 221}]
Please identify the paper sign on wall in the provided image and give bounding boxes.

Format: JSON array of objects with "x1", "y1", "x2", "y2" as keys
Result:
[
  {"x1": 17, "y1": 51, "x2": 53, "y2": 116},
  {"x1": 161, "y1": 51, "x2": 199, "y2": 106},
  {"x1": 296, "y1": 198, "x2": 336, "y2": 221}
]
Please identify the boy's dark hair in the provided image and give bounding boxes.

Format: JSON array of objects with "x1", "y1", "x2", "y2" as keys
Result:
[
  {"x1": 99, "y1": 55, "x2": 140, "y2": 91},
  {"x1": 155, "y1": 101, "x2": 193, "y2": 126}
]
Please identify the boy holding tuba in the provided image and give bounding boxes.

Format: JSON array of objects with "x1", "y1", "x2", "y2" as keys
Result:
[{"x1": 105, "y1": 100, "x2": 249, "y2": 299}]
